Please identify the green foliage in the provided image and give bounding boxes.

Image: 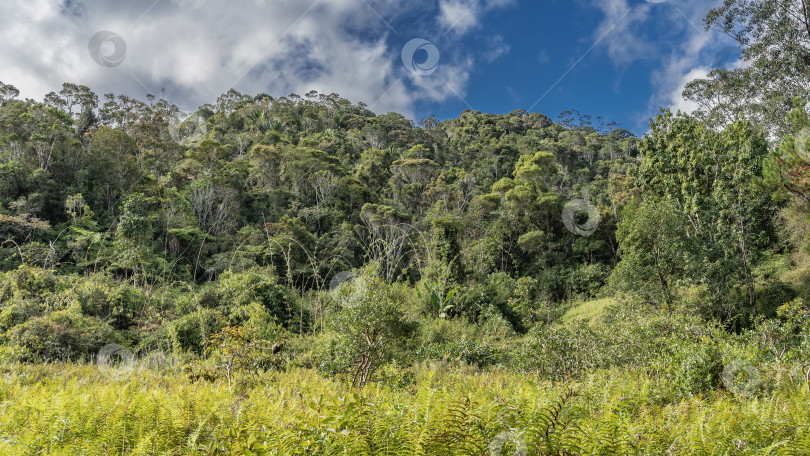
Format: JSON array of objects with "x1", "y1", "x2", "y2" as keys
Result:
[
  {"x1": 6, "y1": 310, "x2": 120, "y2": 362},
  {"x1": 684, "y1": 0, "x2": 810, "y2": 136},
  {"x1": 186, "y1": 325, "x2": 285, "y2": 389},
  {"x1": 178, "y1": 267, "x2": 301, "y2": 331},
  {"x1": 0, "y1": 80, "x2": 635, "y2": 305},
  {"x1": 417, "y1": 281, "x2": 457, "y2": 318},
  {"x1": 637, "y1": 113, "x2": 777, "y2": 326},
  {"x1": 1, "y1": 362, "x2": 810, "y2": 455},
  {"x1": 609, "y1": 199, "x2": 689, "y2": 306},
  {"x1": 0, "y1": 267, "x2": 143, "y2": 360},
  {"x1": 560, "y1": 297, "x2": 616, "y2": 326},
  {"x1": 511, "y1": 302, "x2": 729, "y2": 397},
  {"x1": 755, "y1": 298, "x2": 810, "y2": 366},
  {"x1": 318, "y1": 274, "x2": 416, "y2": 389},
  {"x1": 417, "y1": 337, "x2": 496, "y2": 368}
]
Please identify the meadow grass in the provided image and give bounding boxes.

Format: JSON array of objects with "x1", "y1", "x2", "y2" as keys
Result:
[{"x1": 1, "y1": 362, "x2": 809, "y2": 455}]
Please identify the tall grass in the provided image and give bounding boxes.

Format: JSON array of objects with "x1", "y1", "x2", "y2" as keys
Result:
[{"x1": 1, "y1": 362, "x2": 809, "y2": 455}]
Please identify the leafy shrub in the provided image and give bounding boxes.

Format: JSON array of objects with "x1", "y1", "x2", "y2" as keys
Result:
[
  {"x1": 754, "y1": 280, "x2": 796, "y2": 319},
  {"x1": 73, "y1": 276, "x2": 150, "y2": 330},
  {"x1": 649, "y1": 335, "x2": 724, "y2": 397},
  {"x1": 417, "y1": 338, "x2": 496, "y2": 367},
  {"x1": 5, "y1": 310, "x2": 120, "y2": 361},
  {"x1": 510, "y1": 321, "x2": 604, "y2": 379},
  {"x1": 170, "y1": 308, "x2": 227, "y2": 355},
  {"x1": 177, "y1": 267, "x2": 302, "y2": 331},
  {"x1": 0, "y1": 267, "x2": 154, "y2": 337},
  {"x1": 0, "y1": 298, "x2": 43, "y2": 334},
  {"x1": 0, "y1": 267, "x2": 67, "y2": 302},
  {"x1": 416, "y1": 317, "x2": 503, "y2": 368},
  {"x1": 186, "y1": 325, "x2": 285, "y2": 389},
  {"x1": 511, "y1": 302, "x2": 728, "y2": 396},
  {"x1": 565, "y1": 262, "x2": 610, "y2": 298},
  {"x1": 453, "y1": 273, "x2": 538, "y2": 333},
  {"x1": 317, "y1": 275, "x2": 416, "y2": 388}
]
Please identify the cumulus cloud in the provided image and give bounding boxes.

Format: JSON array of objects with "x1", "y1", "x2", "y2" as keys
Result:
[
  {"x1": 482, "y1": 35, "x2": 510, "y2": 63},
  {"x1": 438, "y1": 0, "x2": 480, "y2": 35},
  {"x1": 0, "y1": 0, "x2": 512, "y2": 117},
  {"x1": 649, "y1": 30, "x2": 715, "y2": 116},
  {"x1": 592, "y1": 0, "x2": 653, "y2": 65},
  {"x1": 437, "y1": 0, "x2": 515, "y2": 36},
  {"x1": 592, "y1": 0, "x2": 740, "y2": 120}
]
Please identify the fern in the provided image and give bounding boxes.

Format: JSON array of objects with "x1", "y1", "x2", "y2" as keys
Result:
[{"x1": 1, "y1": 363, "x2": 810, "y2": 454}]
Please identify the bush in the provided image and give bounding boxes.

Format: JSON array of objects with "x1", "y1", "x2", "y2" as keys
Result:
[
  {"x1": 453, "y1": 273, "x2": 538, "y2": 333},
  {"x1": 185, "y1": 325, "x2": 285, "y2": 389},
  {"x1": 0, "y1": 266, "x2": 153, "y2": 332},
  {"x1": 510, "y1": 321, "x2": 604, "y2": 379},
  {"x1": 317, "y1": 274, "x2": 416, "y2": 389},
  {"x1": 415, "y1": 318, "x2": 503, "y2": 368},
  {"x1": 171, "y1": 308, "x2": 227, "y2": 355},
  {"x1": 416, "y1": 338, "x2": 496, "y2": 368},
  {"x1": 6, "y1": 310, "x2": 121, "y2": 362},
  {"x1": 73, "y1": 276, "x2": 150, "y2": 330},
  {"x1": 649, "y1": 334, "x2": 724, "y2": 397},
  {"x1": 178, "y1": 267, "x2": 302, "y2": 331},
  {"x1": 510, "y1": 302, "x2": 728, "y2": 396}
]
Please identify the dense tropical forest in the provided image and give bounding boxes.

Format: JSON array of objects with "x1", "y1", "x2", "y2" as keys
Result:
[{"x1": 2, "y1": 0, "x2": 810, "y2": 454}]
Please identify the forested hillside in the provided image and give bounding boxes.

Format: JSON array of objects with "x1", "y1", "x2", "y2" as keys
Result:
[
  {"x1": 2, "y1": 0, "x2": 810, "y2": 453},
  {"x1": 0, "y1": 83, "x2": 643, "y2": 352}
]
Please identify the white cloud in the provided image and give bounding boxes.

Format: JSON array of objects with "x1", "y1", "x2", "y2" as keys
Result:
[
  {"x1": 592, "y1": 0, "x2": 741, "y2": 121},
  {"x1": 0, "y1": 0, "x2": 512, "y2": 117},
  {"x1": 438, "y1": 0, "x2": 515, "y2": 36},
  {"x1": 593, "y1": 0, "x2": 653, "y2": 65},
  {"x1": 482, "y1": 35, "x2": 510, "y2": 63},
  {"x1": 649, "y1": 30, "x2": 714, "y2": 115},
  {"x1": 665, "y1": 68, "x2": 708, "y2": 114},
  {"x1": 438, "y1": 0, "x2": 480, "y2": 35}
]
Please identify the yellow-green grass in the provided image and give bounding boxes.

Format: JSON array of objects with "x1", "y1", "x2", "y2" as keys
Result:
[
  {"x1": 560, "y1": 298, "x2": 617, "y2": 327},
  {"x1": 1, "y1": 363, "x2": 809, "y2": 455}
]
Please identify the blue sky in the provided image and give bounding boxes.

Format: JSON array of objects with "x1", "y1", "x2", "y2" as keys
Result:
[
  {"x1": 394, "y1": 0, "x2": 737, "y2": 133},
  {"x1": 416, "y1": 1, "x2": 663, "y2": 130},
  {"x1": 0, "y1": 0, "x2": 737, "y2": 135}
]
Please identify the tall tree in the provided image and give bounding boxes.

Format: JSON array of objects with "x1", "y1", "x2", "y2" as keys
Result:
[
  {"x1": 609, "y1": 199, "x2": 690, "y2": 307},
  {"x1": 684, "y1": 0, "x2": 810, "y2": 135},
  {"x1": 637, "y1": 112, "x2": 777, "y2": 323}
]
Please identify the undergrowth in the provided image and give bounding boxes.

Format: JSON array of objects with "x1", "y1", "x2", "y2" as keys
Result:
[{"x1": 1, "y1": 363, "x2": 809, "y2": 455}]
